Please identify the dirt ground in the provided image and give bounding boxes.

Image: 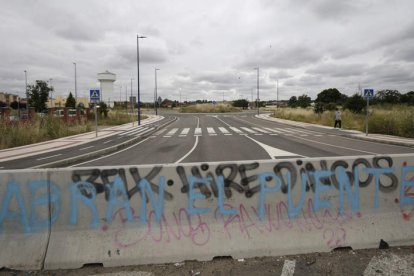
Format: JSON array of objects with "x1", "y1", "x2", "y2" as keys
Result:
[{"x1": 2, "y1": 246, "x2": 414, "y2": 276}]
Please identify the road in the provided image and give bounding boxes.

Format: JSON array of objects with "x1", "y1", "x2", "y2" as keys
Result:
[
  {"x1": 1, "y1": 111, "x2": 413, "y2": 169},
  {"x1": 76, "y1": 112, "x2": 414, "y2": 167}
]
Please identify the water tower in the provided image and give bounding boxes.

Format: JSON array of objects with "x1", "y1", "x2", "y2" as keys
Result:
[{"x1": 97, "y1": 70, "x2": 116, "y2": 105}]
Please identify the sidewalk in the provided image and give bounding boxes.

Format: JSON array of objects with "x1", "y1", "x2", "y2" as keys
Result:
[
  {"x1": 0, "y1": 115, "x2": 164, "y2": 162},
  {"x1": 257, "y1": 113, "x2": 414, "y2": 148}
]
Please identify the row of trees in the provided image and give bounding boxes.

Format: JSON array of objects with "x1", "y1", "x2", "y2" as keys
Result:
[
  {"x1": 287, "y1": 88, "x2": 414, "y2": 114},
  {"x1": 2, "y1": 80, "x2": 79, "y2": 112}
]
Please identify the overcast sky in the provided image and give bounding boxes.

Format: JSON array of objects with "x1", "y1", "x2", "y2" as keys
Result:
[{"x1": 1, "y1": 0, "x2": 414, "y2": 102}]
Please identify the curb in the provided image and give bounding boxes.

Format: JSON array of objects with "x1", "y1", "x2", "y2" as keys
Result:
[{"x1": 32, "y1": 117, "x2": 177, "y2": 168}]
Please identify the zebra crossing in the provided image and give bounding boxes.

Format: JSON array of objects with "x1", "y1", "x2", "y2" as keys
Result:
[{"x1": 115, "y1": 125, "x2": 327, "y2": 139}]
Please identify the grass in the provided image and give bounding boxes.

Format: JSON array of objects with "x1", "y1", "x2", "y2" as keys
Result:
[
  {"x1": 0, "y1": 110, "x2": 148, "y2": 149},
  {"x1": 180, "y1": 103, "x2": 241, "y2": 113},
  {"x1": 271, "y1": 105, "x2": 414, "y2": 138}
]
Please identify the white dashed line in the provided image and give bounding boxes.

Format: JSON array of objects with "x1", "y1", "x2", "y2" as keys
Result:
[
  {"x1": 78, "y1": 146, "x2": 94, "y2": 151},
  {"x1": 281, "y1": 259, "x2": 296, "y2": 276},
  {"x1": 36, "y1": 154, "x2": 62, "y2": 161}
]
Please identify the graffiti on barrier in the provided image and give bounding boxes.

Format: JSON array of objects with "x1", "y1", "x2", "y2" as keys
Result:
[{"x1": 0, "y1": 156, "x2": 413, "y2": 238}]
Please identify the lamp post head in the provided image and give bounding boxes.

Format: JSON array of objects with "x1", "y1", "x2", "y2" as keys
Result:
[{"x1": 138, "y1": 35, "x2": 147, "y2": 39}]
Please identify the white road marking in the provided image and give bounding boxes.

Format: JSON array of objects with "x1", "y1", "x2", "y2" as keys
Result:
[
  {"x1": 277, "y1": 128, "x2": 296, "y2": 134},
  {"x1": 252, "y1": 127, "x2": 270, "y2": 133},
  {"x1": 176, "y1": 117, "x2": 200, "y2": 163},
  {"x1": 245, "y1": 136, "x2": 304, "y2": 159},
  {"x1": 36, "y1": 154, "x2": 62, "y2": 161},
  {"x1": 294, "y1": 136, "x2": 379, "y2": 154},
  {"x1": 194, "y1": 127, "x2": 202, "y2": 136},
  {"x1": 207, "y1": 127, "x2": 217, "y2": 135},
  {"x1": 230, "y1": 127, "x2": 244, "y2": 134},
  {"x1": 180, "y1": 128, "x2": 190, "y2": 136},
  {"x1": 103, "y1": 140, "x2": 112, "y2": 144},
  {"x1": 78, "y1": 146, "x2": 94, "y2": 151},
  {"x1": 265, "y1": 128, "x2": 284, "y2": 134},
  {"x1": 281, "y1": 259, "x2": 296, "y2": 276},
  {"x1": 154, "y1": 129, "x2": 167, "y2": 135},
  {"x1": 364, "y1": 253, "x2": 414, "y2": 276},
  {"x1": 241, "y1": 127, "x2": 257, "y2": 134},
  {"x1": 286, "y1": 127, "x2": 322, "y2": 135},
  {"x1": 218, "y1": 127, "x2": 230, "y2": 134},
  {"x1": 70, "y1": 138, "x2": 150, "y2": 167},
  {"x1": 166, "y1": 128, "x2": 179, "y2": 136}
]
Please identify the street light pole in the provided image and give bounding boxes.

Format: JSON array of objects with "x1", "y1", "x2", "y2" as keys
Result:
[
  {"x1": 137, "y1": 35, "x2": 147, "y2": 126},
  {"x1": 131, "y1": 78, "x2": 134, "y2": 126},
  {"x1": 49, "y1": 78, "x2": 54, "y2": 108},
  {"x1": 155, "y1": 68, "x2": 159, "y2": 115},
  {"x1": 119, "y1": 85, "x2": 122, "y2": 105},
  {"x1": 24, "y1": 70, "x2": 29, "y2": 117},
  {"x1": 73, "y1": 62, "x2": 77, "y2": 103},
  {"x1": 254, "y1": 67, "x2": 259, "y2": 115},
  {"x1": 276, "y1": 79, "x2": 279, "y2": 110}
]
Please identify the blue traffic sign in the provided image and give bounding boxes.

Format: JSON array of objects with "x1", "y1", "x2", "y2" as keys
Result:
[
  {"x1": 90, "y1": 89, "x2": 100, "y2": 103},
  {"x1": 364, "y1": 89, "x2": 374, "y2": 98}
]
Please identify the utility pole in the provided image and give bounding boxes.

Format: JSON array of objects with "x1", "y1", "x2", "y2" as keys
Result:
[
  {"x1": 73, "y1": 62, "x2": 77, "y2": 102},
  {"x1": 24, "y1": 70, "x2": 28, "y2": 116},
  {"x1": 276, "y1": 79, "x2": 279, "y2": 110},
  {"x1": 130, "y1": 79, "x2": 134, "y2": 126}
]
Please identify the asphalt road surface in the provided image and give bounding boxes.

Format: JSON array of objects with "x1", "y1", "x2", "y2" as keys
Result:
[
  {"x1": 1, "y1": 111, "x2": 414, "y2": 169},
  {"x1": 76, "y1": 112, "x2": 414, "y2": 167}
]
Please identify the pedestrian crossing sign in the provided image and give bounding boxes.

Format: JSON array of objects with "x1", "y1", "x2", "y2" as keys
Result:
[
  {"x1": 363, "y1": 89, "x2": 374, "y2": 98},
  {"x1": 90, "y1": 89, "x2": 100, "y2": 103}
]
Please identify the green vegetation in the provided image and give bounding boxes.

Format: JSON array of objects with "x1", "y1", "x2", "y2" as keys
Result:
[
  {"x1": 0, "y1": 116, "x2": 92, "y2": 149},
  {"x1": 0, "y1": 110, "x2": 147, "y2": 149},
  {"x1": 272, "y1": 105, "x2": 414, "y2": 138},
  {"x1": 27, "y1": 80, "x2": 52, "y2": 112},
  {"x1": 180, "y1": 103, "x2": 241, "y2": 113},
  {"x1": 65, "y1": 92, "x2": 76, "y2": 108}
]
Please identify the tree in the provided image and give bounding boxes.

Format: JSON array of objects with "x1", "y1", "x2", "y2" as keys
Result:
[
  {"x1": 374, "y1": 90, "x2": 401, "y2": 104},
  {"x1": 401, "y1": 91, "x2": 414, "y2": 105},
  {"x1": 232, "y1": 99, "x2": 249, "y2": 108},
  {"x1": 10, "y1": 101, "x2": 19, "y2": 110},
  {"x1": 98, "y1": 101, "x2": 109, "y2": 118},
  {"x1": 65, "y1": 92, "x2": 77, "y2": 108},
  {"x1": 344, "y1": 94, "x2": 365, "y2": 113},
  {"x1": 297, "y1": 94, "x2": 311, "y2": 108},
  {"x1": 313, "y1": 102, "x2": 324, "y2": 115},
  {"x1": 315, "y1": 88, "x2": 342, "y2": 104},
  {"x1": 0, "y1": 101, "x2": 7, "y2": 108},
  {"x1": 287, "y1": 96, "x2": 298, "y2": 107},
  {"x1": 28, "y1": 80, "x2": 51, "y2": 112}
]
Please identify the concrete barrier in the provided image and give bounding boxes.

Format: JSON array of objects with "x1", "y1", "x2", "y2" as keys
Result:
[
  {"x1": 0, "y1": 170, "x2": 51, "y2": 270},
  {"x1": 1, "y1": 154, "x2": 414, "y2": 270}
]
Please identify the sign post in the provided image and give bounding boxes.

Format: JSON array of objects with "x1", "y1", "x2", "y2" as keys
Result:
[
  {"x1": 364, "y1": 88, "x2": 374, "y2": 136},
  {"x1": 90, "y1": 90, "x2": 100, "y2": 137}
]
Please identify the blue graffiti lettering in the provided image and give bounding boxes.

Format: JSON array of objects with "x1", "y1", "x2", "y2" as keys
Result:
[
  {"x1": 258, "y1": 172, "x2": 281, "y2": 220},
  {"x1": 400, "y1": 166, "x2": 414, "y2": 206},
  {"x1": 188, "y1": 176, "x2": 211, "y2": 215},
  {"x1": 139, "y1": 177, "x2": 165, "y2": 224}
]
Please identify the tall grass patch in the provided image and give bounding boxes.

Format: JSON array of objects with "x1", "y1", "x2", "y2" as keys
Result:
[{"x1": 272, "y1": 105, "x2": 414, "y2": 138}]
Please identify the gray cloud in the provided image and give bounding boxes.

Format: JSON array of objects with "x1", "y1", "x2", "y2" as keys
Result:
[
  {"x1": 117, "y1": 45, "x2": 168, "y2": 64},
  {"x1": 307, "y1": 63, "x2": 367, "y2": 78},
  {"x1": 1, "y1": 0, "x2": 414, "y2": 101},
  {"x1": 239, "y1": 44, "x2": 323, "y2": 70}
]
